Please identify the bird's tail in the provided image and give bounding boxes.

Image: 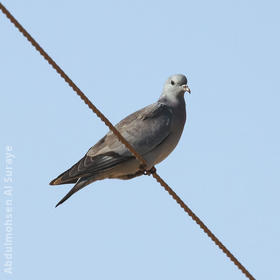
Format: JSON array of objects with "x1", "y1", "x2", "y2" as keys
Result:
[{"x1": 55, "y1": 177, "x2": 93, "y2": 207}]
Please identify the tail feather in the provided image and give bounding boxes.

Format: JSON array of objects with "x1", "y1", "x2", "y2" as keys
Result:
[
  {"x1": 55, "y1": 177, "x2": 92, "y2": 207},
  {"x1": 51, "y1": 152, "x2": 133, "y2": 207}
]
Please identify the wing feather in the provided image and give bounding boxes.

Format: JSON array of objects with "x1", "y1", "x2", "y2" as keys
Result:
[{"x1": 50, "y1": 152, "x2": 132, "y2": 185}]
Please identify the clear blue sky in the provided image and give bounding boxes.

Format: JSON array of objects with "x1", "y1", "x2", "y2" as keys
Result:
[{"x1": 1, "y1": 0, "x2": 279, "y2": 279}]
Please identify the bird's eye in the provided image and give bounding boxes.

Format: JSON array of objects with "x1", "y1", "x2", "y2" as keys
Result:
[{"x1": 171, "y1": 80, "x2": 175, "y2": 85}]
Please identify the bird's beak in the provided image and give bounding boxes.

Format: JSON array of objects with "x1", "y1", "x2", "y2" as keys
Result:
[{"x1": 182, "y1": 84, "x2": 191, "y2": 94}]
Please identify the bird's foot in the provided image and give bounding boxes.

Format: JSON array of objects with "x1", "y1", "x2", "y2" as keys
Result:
[{"x1": 139, "y1": 165, "x2": 157, "y2": 176}]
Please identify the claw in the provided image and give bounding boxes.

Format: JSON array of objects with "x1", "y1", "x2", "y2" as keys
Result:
[{"x1": 143, "y1": 166, "x2": 157, "y2": 176}]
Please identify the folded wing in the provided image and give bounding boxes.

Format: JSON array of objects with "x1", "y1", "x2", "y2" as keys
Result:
[{"x1": 50, "y1": 102, "x2": 173, "y2": 185}]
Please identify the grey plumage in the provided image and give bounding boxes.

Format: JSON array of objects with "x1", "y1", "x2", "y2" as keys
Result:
[{"x1": 50, "y1": 74, "x2": 191, "y2": 207}]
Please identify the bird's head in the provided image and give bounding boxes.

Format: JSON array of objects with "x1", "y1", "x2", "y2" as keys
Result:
[{"x1": 160, "y1": 74, "x2": 191, "y2": 104}]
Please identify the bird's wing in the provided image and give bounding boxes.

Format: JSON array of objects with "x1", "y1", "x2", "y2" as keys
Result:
[
  {"x1": 88, "y1": 102, "x2": 174, "y2": 157},
  {"x1": 50, "y1": 102, "x2": 173, "y2": 185}
]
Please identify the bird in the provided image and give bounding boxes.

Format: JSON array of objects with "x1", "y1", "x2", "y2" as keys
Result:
[{"x1": 50, "y1": 74, "x2": 191, "y2": 207}]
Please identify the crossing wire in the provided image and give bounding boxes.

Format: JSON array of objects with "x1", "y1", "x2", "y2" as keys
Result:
[{"x1": 0, "y1": 3, "x2": 255, "y2": 280}]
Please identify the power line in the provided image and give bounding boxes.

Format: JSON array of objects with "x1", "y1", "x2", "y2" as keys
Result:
[{"x1": 0, "y1": 3, "x2": 255, "y2": 279}]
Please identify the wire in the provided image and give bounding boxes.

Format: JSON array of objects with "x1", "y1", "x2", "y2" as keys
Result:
[{"x1": 0, "y1": 3, "x2": 255, "y2": 280}]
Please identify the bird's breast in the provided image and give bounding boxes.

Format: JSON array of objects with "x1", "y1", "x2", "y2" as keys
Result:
[{"x1": 146, "y1": 107, "x2": 186, "y2": 167}]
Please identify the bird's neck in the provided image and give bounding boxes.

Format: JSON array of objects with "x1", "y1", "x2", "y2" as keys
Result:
[{"x1": 159, "y1": 92, "x2": 185, "y2": 108}]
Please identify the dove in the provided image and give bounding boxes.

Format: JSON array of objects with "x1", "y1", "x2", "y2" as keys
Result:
[{"x1": 50, "y1": 74, "x2": 191, "y2": 207}]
